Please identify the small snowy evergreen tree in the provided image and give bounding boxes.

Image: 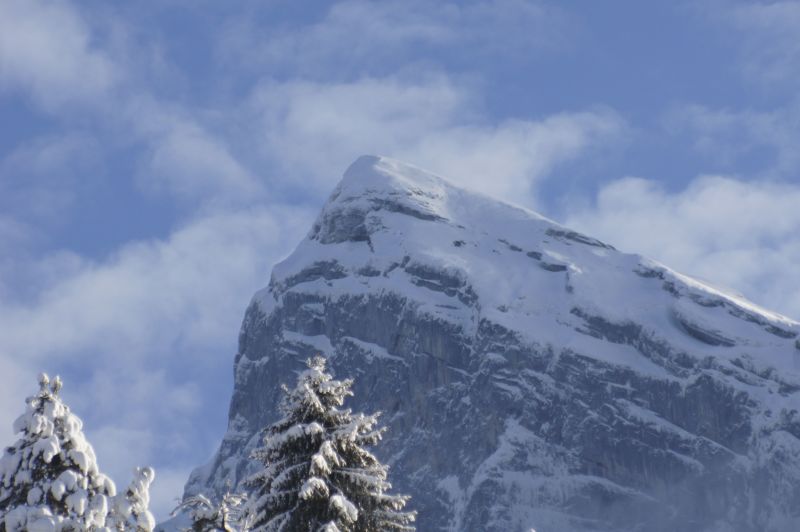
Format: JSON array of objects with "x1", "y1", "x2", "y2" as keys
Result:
[
  {"x1": 172, "y1": 491, "x2": 248, "y2": 532},
  {"x1": 108, "y1": 466, "x2": 156, "y2": 531},
  {"x1": 245, "y1": 356, "x2": 415, "y2": 532},
  {"x1": 0, "y1": 373, "x2": 117, "y2": 531}
]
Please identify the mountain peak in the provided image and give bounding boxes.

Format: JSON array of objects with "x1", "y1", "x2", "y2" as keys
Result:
[
  {"x1": 340, "y1": 155, "x2": 449, "y2": 195},
  {"x1": 189, "y1": 156, "x2": 800, "y2": 532},
  {"x1": 312, "y1": 154, "x2": 556, "y2": 248},
  {"x1": 310, "y1": 155, "x2": 451, "y2": 245}
]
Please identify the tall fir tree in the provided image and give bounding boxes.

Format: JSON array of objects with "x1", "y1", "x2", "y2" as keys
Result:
[
  {"x1": 0, "y1": 374, "x2": 117, "y2": 531},
  {"x1": 245, "y1": 356, "x2": 415, "y2": 532}
]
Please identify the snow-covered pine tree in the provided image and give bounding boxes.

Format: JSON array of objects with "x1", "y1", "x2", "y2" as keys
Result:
[
  {"x1": 172, "y1": 491, "x2": 248, "y2": 532},
  {"x1": 245, "y1": 356, "x2": 416, "y2": 532},
  {"x1": 108, "y1": 466, "x2": 156, "y2": 531},
  {"x1": 0, "y1": 373, "x2": 117, "y2": 531}
]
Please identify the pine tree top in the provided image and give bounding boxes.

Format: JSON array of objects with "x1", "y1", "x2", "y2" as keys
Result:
[
  {"x1": 245, "y1": 356, "x2": 416, "y2": 531},
  {"x1": 0, "y1": 373, "x2": 117, "y2": 531}
]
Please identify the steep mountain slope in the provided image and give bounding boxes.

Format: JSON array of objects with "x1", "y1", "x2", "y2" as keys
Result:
[{"x1": 184, "y1": 155, "x2": 800, "y2": 531}]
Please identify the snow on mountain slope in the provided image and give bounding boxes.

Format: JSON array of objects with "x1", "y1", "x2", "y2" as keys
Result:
[{"x1": 180, "y1": 155, "x2": 800, "y2": 532}]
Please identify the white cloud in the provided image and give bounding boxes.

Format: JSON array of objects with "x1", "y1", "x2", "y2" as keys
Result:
[
  {"x1": 219, "y1": 0, "x2": 569, "y2": 78},
  {"x1": 0, "y1": 208, "x2": 311, "y2": 360},
  {"x1": 0, "y1": 0, "x2": 118, "y2": 109},
  {"x1": 566, "y1": 175, "x2": 800, "y2": 320},
  {"x1": 249, "y1": 77, "x2": 626, "y2": 207},
  {"x1": 136, "y1": 115, "x2": 264, "y2": 205},
  {"x1": 0, "y1": 0, "x2": 602, "y2": 212},
  {"x1": 723, "y1": 0, "x2": 800, "y2": 88},
  {"x1": 249, "y1": 77, "x2": 465, "y2": 181},
  {"x1": 0, "y1": 0, "x2": 261, "y2": 208},
  {"x1": 408, "y1": 110, "x2": 625, "y2": 206}
]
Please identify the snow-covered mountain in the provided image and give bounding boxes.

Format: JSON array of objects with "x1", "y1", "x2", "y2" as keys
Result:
[{"x1": 183, "y1": 155, "x2": 800, "y2": 531}]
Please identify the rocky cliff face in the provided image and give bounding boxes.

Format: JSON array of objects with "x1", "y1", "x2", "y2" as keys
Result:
[{"x1": 184, "y1": 156, "x2": 800, "y2": 531}]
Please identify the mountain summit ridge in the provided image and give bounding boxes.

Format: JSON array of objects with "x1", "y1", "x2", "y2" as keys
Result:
[
  {"x1": 309, "y1": 154, "x2": 569, "y2": 243},
  {"x1": 296, "y1": 154, "x2": 796, "y2": 327},
  {"x1": 185, "y1": 155, "x2": 800, "y2": 531}
]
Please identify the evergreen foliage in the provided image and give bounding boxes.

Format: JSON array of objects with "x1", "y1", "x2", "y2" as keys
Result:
[
  {"x1": 0, "y1": 374, "x2": 117, "y2": 531},
  {"x1": 245, "y1": 356, "x2": 415, "y2": 532}
]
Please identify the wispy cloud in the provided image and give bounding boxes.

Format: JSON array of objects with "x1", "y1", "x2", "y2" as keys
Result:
[
  {"x1": 0, "y1": 208, "x2": 312, "y2": 361},
  {"x1": 0, "y1": 0, "x2": 263, "y2": 210},
  {"x1": 0, "y1": 0, "x2": 119, "y2": 110},
  {"x1": 135, "y1": 112, "x2": 264, "y2": 205},
  {"x1": 248, "y1": 77, "x2": 626, "y2": 207}
]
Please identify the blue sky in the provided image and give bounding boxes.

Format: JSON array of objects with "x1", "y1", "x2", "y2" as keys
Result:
[{"x1": 2, "y1": 0, "x2": 800, "y2": 519}]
